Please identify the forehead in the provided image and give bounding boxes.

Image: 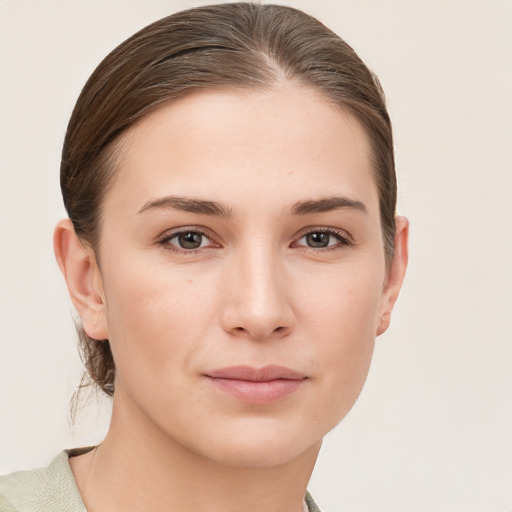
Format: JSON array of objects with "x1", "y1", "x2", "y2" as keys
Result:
[{"x1": 107, "y1": 83, "x2": 379, "y2": 216}]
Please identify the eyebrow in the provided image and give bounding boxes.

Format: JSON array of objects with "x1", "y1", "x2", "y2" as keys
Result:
[
  {"x1": 137, "y1": 195, "x2": 366, "y2": 218},
  {"x1": 137, "y1": 196, "x2": 232, "y2": 217},
  {"x1": 290, "y1": 196, "x2": 367, "y2": 215}
]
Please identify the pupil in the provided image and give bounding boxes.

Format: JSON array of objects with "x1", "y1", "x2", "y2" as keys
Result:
[
  {"x1": 306, "y1": 232, "x2": 329, "y2": 248},
  {"x1": 179, "y1": 232, "x2": 202, "y2": 249}
]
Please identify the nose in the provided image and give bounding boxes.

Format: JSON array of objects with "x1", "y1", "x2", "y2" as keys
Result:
[{"x1": 220, "y1": 246, "x2": 295, "y2": 340}]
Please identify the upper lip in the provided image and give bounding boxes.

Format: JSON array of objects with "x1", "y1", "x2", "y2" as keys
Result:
[{"x1": 205, "y1": 365, "x2": 307, "y2": 382}]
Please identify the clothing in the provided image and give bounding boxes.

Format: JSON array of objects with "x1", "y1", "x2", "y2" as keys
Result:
[
  {"x1": 0, "y1": 449, "x2": 88, "y2": 512},
  {"x1": 0, "y1": 449, "x2": 322, "y2": 511}
]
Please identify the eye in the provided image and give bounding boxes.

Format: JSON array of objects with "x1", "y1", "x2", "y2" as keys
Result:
[
  {"x1": 293, "y1": 229, "x2": 351, "y2": 250},
  {"x1": 159, "y1": 229, "x2": 215, "y2": 252}
]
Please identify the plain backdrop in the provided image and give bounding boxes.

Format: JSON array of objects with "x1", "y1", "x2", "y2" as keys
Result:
[{"x1": 1, "y1": 1, "x2": 511, "y2": 511}]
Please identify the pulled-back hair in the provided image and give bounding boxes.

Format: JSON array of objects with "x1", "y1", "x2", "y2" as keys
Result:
[{"x1": 61, "y1": 2, "x2": 396, "y2": 399}]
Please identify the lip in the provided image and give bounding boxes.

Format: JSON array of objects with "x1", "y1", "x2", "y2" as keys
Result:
[{"x1": 205, "y1": 365, "x2": 308, "y2": 404}]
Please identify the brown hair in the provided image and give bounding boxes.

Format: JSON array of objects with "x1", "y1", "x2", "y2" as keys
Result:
[{"x1": 61, "y1": 2, "x2": 396, "y2": 399}]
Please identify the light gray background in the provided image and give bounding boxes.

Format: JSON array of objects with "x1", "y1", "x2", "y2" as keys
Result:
[{"x1": 1, "y1": 1, "x2": 511, "y2": 510}]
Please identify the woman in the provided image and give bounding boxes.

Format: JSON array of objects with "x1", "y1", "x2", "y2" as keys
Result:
[{"x1": 0, "y1": 3, "x2": 408, "y2": 511}]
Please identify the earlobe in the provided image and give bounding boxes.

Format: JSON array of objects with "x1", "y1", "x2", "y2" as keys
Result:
[
  {"x1": 376, "y1": 216, "x2": 409, "y2": 336},
  {"x1": 53, "y1": 219, "x2": 109, "y2": 340}
]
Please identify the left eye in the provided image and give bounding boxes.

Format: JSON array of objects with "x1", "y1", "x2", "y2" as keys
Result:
[
  {"x1": 294, "y1": 230, "x2": 347, "y2": 249},
  {"x1": 167, "y1": 231, "x2": 211, "y2": 250}
]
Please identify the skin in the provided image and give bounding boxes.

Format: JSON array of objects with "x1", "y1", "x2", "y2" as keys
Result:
[{"x1": 54, "y1": 83, "x2": 408, "y2": 512}]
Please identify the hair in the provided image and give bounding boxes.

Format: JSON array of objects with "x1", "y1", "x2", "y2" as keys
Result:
[{"x1": 61, "y1": 2, "x2": 397, "y2": 400}]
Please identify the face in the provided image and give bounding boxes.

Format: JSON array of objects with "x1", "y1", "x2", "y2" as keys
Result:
[{"x1": 92, "y1": 84, "x2": 391, "y2": 466}]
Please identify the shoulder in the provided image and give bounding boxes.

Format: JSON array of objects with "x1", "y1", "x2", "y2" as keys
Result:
[
  {"x1": 0, "y1": 450, "x2": 89, "y2": 512},
  {"x1": 305, "y1": 490, "x2": 323, "y2": 512}
]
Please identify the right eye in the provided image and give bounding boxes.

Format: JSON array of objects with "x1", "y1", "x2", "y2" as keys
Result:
[{"x1": 159, "y1": 229, "x2": 216, "y2": 252}]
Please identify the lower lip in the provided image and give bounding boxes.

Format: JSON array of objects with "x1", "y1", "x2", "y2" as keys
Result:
[{"x1": 208, "y1": 377, "x2": 305, "y2": 404}]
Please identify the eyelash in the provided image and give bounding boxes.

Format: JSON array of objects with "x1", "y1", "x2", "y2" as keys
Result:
[
  {"x1": 157, "y1": 227, "x2": 215, "y2": 254},
  {"x1": 292, "y1": 227, "x2": 353, "y2": 253},
  {"x1": 157, "y1": 227, "x2": 353, "y2": 254}
]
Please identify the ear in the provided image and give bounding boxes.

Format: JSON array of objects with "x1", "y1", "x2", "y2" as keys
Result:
[
  {"x1": 53, "y1": 219, "x2": 109, "y2": 340},
  {"x1": 376, "y1": 216, "x2": 409, "y2": 336}
]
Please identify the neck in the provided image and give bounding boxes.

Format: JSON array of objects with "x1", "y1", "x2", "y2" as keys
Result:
[{"x1": 70, "y1": 387, "x2": 320, "y2": 512}]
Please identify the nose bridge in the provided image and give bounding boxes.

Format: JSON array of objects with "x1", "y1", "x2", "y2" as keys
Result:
[{"x1": 222, "y1": 238, "x2": 294, "y2": 339}]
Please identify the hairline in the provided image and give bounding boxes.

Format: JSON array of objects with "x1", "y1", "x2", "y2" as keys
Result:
[{"x1": 84, "y1": 80, "x2": 390, "y2": 266}]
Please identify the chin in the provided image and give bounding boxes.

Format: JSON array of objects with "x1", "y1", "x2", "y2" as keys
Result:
[
  {"x1": 187, "y1": 418, "x2": 324, "y2": 468},
  {"x1": 202, "y1": 440, "x2": 320, "y2": 468}
]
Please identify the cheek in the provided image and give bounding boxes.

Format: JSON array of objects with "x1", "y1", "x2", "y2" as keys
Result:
[
  {"x1": 296, "y1": 261, "x2": 383, "y2": 422},
  {"x1": 297, "y1": 256, "x2": 384, "y2": 338},
  {"x1": 101, "y1": 257, "x2": 219, "y2": 387}
]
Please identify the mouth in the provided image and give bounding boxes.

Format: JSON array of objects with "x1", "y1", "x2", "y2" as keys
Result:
[{"x1": 204, "y1": 365, "x2": 308, "y2": 404}]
